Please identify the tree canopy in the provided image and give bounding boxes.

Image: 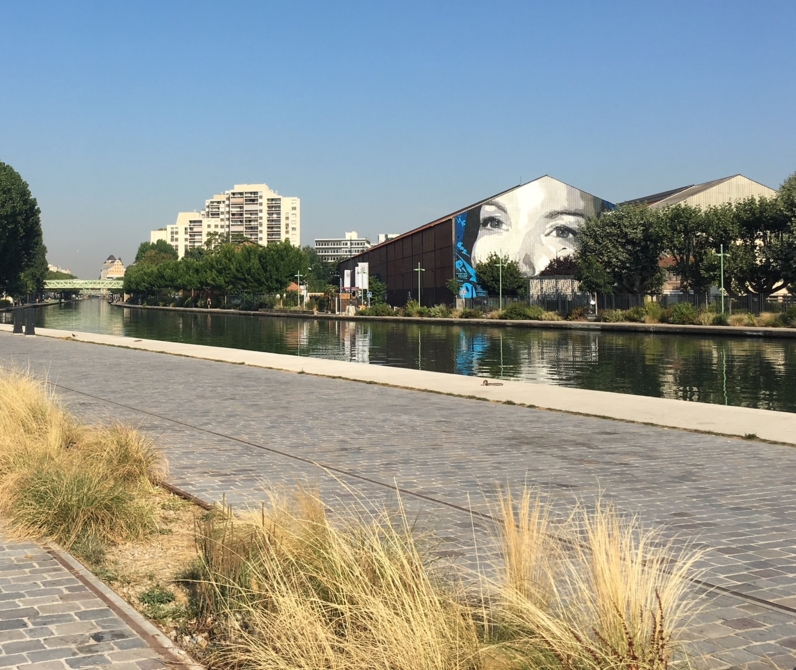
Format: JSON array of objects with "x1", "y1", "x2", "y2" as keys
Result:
[
  {"x1": 0, "y1": 162, "x2": 45, "y2": 296},
  {"x1": 135, "y1": 239, "x2": 179, "y2": 266},
  {"x1": 575, "y1": 205, "x2": 666, "y2": 295},
  {"x1": 475, "y1": 253, "x2": 527, "y2": 296}
]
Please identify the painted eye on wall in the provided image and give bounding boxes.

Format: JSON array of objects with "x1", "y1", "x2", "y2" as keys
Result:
[
  {"x1": 548, "y1": 225, "x2": 578, "y2": 241},
  {"x1": 480, "y1": 216, "x2": 508, "y2": 231}
]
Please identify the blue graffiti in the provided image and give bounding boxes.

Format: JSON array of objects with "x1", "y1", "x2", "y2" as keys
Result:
[{"x1": 454, "y1": 213, "x2": 487, "y2": 299}]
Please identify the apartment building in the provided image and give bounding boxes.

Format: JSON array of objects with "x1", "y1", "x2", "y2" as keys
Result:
[
  {"x1": 314, "y1": 231, "x2": 371, "y2": 263},
  {"x1": 150, "y1": 183, "x2": 300, "y2": 258},
  {"x1": 99, "y1": 255, "x2": 126, "y2": 280}
]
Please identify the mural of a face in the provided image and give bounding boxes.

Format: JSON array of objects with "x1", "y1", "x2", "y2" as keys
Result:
[{"x1": 471, "y1": 178, "x2": 608, "y2": 276}]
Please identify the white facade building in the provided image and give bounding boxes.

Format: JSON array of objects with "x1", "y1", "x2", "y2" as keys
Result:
[
  {"x1": 150, "y1": 183, "x2": 300, "y2": 259},
  {"x1": 314, "y1": 231, "x2": 371, "y2": 263}
]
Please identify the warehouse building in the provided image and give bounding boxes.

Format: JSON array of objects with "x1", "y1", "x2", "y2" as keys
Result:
[{"x1": 337, "y1": 175, "x2": 614, "y2": 306}]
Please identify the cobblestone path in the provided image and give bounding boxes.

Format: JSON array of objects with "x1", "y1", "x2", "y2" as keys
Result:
[
  {"x1": 0, "y1": 537, "x2": 169, "y2": 669},
  {"x1": 2, "y1": 333, "x2": 796, "y2": 669}
]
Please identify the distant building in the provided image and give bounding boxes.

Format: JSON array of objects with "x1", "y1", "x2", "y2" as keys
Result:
[
  {"x1": 622, "y1": 174, "x2": 776, "y2": 209},
  {"x1": 314, "y1": 231, "x2": 371, "y2": 264},
  {"x1": 99, "y1": 256, "x2": 125, "y2": 280},
  {"x1": 338, "y1": 176, "x2": 613, "y2": 305},
  {"x1": 47, "y1": 263, "x2": 72, "y2": 275},
  {"x1": 378, "y1": 233, "x2": 399, "y2": 244},
  {"x1": 625, "y1": 174, "x2": 778, "y2": 295},
  {"x1": 150, "y1": 183, "x2": 300, "y2": 259}
]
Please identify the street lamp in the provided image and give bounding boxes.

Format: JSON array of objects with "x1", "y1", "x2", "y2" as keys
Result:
[
  {"x1": 294, "y1": 271, "x2": 303, "y2": 309},
  {"x1": 414, "y1": 262, "x2": 425, "y2": 306},
  {"x1": 717, "y1": 244, "x2": 728, "y2": 314}
]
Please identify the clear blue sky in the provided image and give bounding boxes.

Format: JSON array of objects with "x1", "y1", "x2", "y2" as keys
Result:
[{"x1": 2, "y1": 0, "x2": 794, "y2": 278}]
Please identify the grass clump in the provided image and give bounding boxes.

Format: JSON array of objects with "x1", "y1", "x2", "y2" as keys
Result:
[
  {"x1": 490, "y1": 490, "x2": 703, "y2": 670},
  {"x1": 499, "y1": 304, "x2": 545, "y2": 320},
  {"x1": 0, "y1": 368, "x2": 165, "y2": 554},
  {"x1": 358, "y1": 303, "x2": 395, "y2": 316},
  {"x1": 181, "y1": 489, "x2": 483, "y2": 670}
]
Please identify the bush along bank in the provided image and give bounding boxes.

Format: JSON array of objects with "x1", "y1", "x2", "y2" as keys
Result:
[
  {"x1": 0, "y1": 367, "x2": 708, "y2": 670},
  {"x1": 597, "y1": 302, "x2": 796, "y2": 327}
]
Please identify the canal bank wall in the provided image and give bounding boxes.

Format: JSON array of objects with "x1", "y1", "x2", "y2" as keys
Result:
[
  {"x1": 112, "y1": 303, "x2": 796, "y2": 340},
  {"x1": 3, "y1": 323, "x2": 795, "y2": 445}
]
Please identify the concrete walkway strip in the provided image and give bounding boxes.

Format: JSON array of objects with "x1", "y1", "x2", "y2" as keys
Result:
[{"x1": 2, "y1": 324, "x2": 794, "y2": 445}]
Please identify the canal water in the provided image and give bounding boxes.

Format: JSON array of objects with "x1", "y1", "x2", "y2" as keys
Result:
[{"x1": 5, "y1": 299, "x2": 796, "y2": 413}]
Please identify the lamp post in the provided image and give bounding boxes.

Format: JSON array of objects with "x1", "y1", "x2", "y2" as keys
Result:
[
  {"x1": 717, "y1": 244, "x2": 728, "y2": 314},
  {"x1": 497, "y1": 256, "x2": 505, "y2": 311},
  {"x1": 414, "y1": 262, "x2": 425, "y2": 306},
  {"x1": 294, "y1": 271, "x2": 303, "y2": 309}
]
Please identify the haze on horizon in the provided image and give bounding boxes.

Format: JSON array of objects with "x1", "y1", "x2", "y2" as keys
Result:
[{"x1": 2, "y1": 0, "x2": 794, "y2": 279}]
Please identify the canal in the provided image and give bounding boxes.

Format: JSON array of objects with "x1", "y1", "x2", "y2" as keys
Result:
[{"x1": 6, "y1": 299, "x2": 796, "y2": 413}]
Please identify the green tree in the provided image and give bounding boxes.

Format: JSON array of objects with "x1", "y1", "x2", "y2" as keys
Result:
[
  {"x1": 303, "y1": 245, "x2": 335, "y2": 291},
  {"x1": 475, "y1": 253, "x2": 527, "y2": 296},
  {"x1": 574, "y1": 205, "x2": 666, "y2": 295},
  {"x1": 369, "y1": 276, "x2": 387, "y2": 304},
  {"x1": 724, "y1": 196, "x2": 795, "y2": 298},
  {"x1": 13, "y1": 239, "x2": 48, "y2": 297},
  {"x1": 660, "y1": 203, "x2": 735, "y2": 295},
  {"x1": 46, "y1": 269, "x2": 77, "y2": 280},
  {"x1": 779, "y1": 170, "x2": 796, "y2": 222},
  {"x1": 0, "y1": 162, "x2": 44, "y2": 295},
  {"x1": 539, "y1": 255, "x2": 578, "y2": 276},
  {"x1": 134, "y1": 239, "x2": 178, "y2": 265}
]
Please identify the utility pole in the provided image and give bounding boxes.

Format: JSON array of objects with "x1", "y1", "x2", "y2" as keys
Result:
[
  {"x1": 414, "y1": 262, "x2": 425, "y2": 306},
  {"x1": 295, "y1": 271, "x2": 303, "y2": 309},
  {"x1": 497, "y1": 256, "x2": 505, "y2": 311},
  {"x1": 717, "y1": 244, "x2": 728, "y2": 314}
]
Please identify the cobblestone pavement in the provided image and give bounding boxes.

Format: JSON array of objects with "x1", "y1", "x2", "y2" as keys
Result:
[
  {"x1": 0, "y1": 536, "x2": 168, "y2": 669},
  {"x1": 2, "y1": 334, "x2": 796, "y2": 669}
]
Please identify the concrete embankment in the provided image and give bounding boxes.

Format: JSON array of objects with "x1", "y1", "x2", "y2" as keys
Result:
[
  {"x1": 3, "y1": 323, "x2": 795, "y2": 445},
  {"x1": 113, "y1": 303, "x2": 796, "y2": 339}
]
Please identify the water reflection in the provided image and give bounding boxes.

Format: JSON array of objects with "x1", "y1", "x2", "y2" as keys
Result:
[{"x1": 5, "y1": 300, "x2": 795, "y2": 413}]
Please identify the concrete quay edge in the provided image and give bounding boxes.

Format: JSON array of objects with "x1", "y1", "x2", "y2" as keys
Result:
[
  {"x1": 3, "y1": 323, "x2": 795, "y2": 445},
  {"x1": 112, "y1": 302, "x2": 796, "y2": 339}
]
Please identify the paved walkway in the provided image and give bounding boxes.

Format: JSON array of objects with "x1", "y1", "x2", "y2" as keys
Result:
[
  {"x1": 2, "y1": 331, "x2": 796, "y2": 669},
  {"x1": 0, "y1": 536, "x2": 172, "y2": 669}
]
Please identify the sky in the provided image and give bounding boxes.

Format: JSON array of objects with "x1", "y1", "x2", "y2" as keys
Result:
[{"x1": 1, "y1": 0, "x2": 795, "y2": 278}]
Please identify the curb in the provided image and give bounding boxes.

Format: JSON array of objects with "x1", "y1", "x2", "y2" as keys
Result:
[{"x1": 44, "y1": 542, "x2": 205, "y2": 670}]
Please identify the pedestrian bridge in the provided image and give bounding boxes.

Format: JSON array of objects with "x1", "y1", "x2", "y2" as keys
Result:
[{"x1": 44, "y1": 280, "x2": 124, "y2": 290}]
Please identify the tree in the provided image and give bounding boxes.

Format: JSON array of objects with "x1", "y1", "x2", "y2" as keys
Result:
[
  {"x1": 369, "y1": 276, "x2": 387, "y2": 304},
  {"x1": 135, "y1": 239, "x2": 178, "y2": 265},
  {"x1": 475, "y1": 253, "x2": 527, "y2": 296},
  {"x1": 539, "y1": 255, "x2": 578, "y2": 276},
  {"x1": 779, "y1": 170, "x2": 796, "y2": 222},
  {"x1": 46, "y1": 269, "x2": 77, "y2": 280},
  {"x1": 303, "y1": 245, "x2": 335, "y2": 292},
  {"x1": 574, "y1": 205, "x2": 666, "y2": 295},
  {"x1": 660, "y1": 203, "x2": 735, "y2": 296},
  {"x1": 724, "y1": 196, "x2": 795, "y2": 297},
  {"x1": 0, "y1": 162, "x2": 44, "y2": 295}
]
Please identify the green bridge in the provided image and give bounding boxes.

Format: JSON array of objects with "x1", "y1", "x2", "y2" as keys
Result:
[{"x1": 44, "y1": 280, "x2": 124, "y2": 290}]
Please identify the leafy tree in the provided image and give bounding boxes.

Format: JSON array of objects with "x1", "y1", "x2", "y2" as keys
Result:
[
  {"x1": 303, "y1": 245, "x2": 335, "y2": 291},
  {"x1": 660, "y1": 203, "x2": 735, "y2": 295},
  {"x1": 12, "y1": 239, "x2": 48, "y2": 297},
  {"x1": 46, "y1": 269, "x2": 77, "y2": 280},
  {"x1": 135, "y1": 239, "x2": 178, "y2": 265},
  {"x1": 0, "y1": 162, "x2": 43, "y2": 295},
  {"x1": 369, "y1": 276, "x2": 387, "y2": 304},
  {"x1": 778, "y1": 171, "x2": 796, "y2": 222},
  {"x1": 724, "y1": 196, "x2": 795, "y2": 297},
  {"x1": 445, "y1": 277, "x2": 461, "y2": 297},
  {"x1": 575, "y1": 205, "x2": 666, "y2": 295},
  {"x1": 539, "y1": 255, "x2": 578, "y2": 276},
  {"x1": 475, "y1": 253, "x2": 527, "y2": 296}
]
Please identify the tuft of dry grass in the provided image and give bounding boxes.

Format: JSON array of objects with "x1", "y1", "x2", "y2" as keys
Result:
[
  {"x1": 0, "y1": 367, "x2": 166, "y2": 552},
  {"x1": 180, "y1": 488, "x2": 484, "y2": 670},
  {"x1": 491, "y1": 490, "x2": 704, "y2": 670}
]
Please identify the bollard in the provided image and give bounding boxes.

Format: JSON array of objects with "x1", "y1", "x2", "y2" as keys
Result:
[
  {"x1": 13, "y1": 307, "x2": 24, "y2": 333},
  {"x1": 24, "y1": 308, "x2": 36, "y2": 336}
]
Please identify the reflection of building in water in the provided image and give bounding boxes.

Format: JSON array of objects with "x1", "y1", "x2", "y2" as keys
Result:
[{"x1": 339, "y1": 322, "x2": 371, "y2": 364}]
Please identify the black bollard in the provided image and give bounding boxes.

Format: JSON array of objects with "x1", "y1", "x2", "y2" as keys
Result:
[
  {"x1": 24, "y1": 308, "x2": 36, "y2": 336},
  {"x1": 13, "y1": 307, "x2": 24, "y2": 334}
]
